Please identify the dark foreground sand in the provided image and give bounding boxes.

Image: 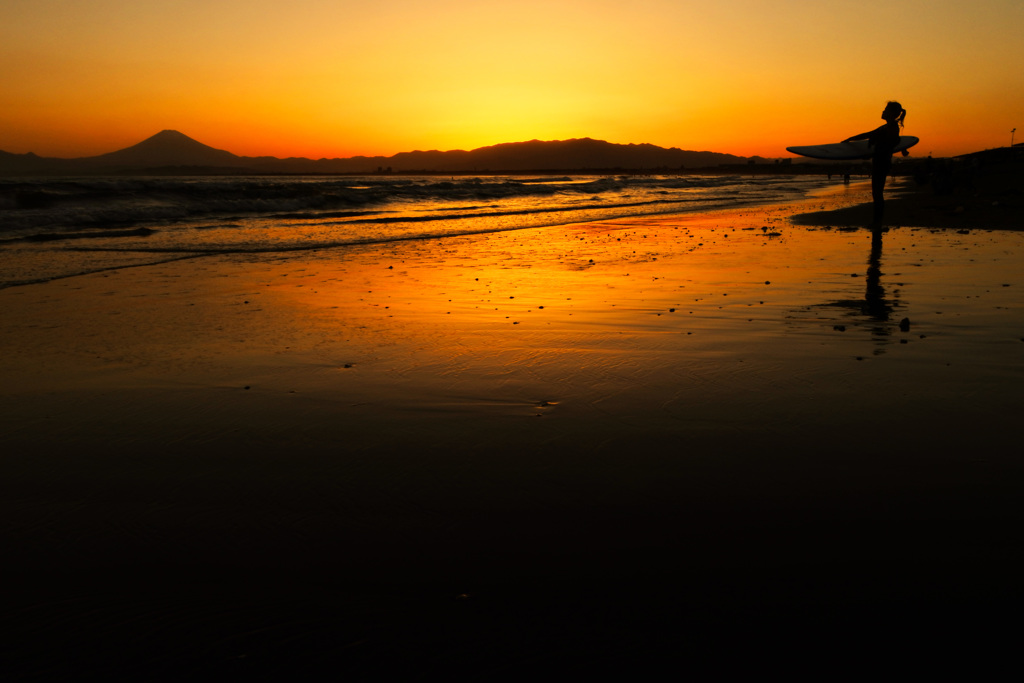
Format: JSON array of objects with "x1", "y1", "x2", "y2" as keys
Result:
[{"x1": 3, "y1": 182, "x2": 1023, "y2": 678}]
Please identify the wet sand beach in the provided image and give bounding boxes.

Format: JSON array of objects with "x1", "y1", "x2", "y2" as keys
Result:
[{"x1": 3, "y1": 181, "x2": 1023, "y2": 677}]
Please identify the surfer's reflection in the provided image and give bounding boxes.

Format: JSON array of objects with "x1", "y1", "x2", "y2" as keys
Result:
[
  {"x1": 809, "y1": 230, "x2": 901, "y2": 347},
  {"x1": 863, "y1": 230, "x2": 893, "y2": 338}
]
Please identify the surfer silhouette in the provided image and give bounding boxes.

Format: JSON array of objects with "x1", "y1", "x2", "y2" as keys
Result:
[{"x1": 844, "y1": 101, "x2": 908, "y2": 226}]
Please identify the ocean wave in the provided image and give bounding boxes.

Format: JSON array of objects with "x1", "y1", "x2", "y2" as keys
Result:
[
  {"x1": 0, "y1": 174, "x2": 837, "y2": 288},
  {"x1": 0, "y1": 174, "x2": 736, "y2": 234},
  {"x1": 23, "y1": 227, "x2": 157, "y2": 242},
  {"x1": 48, "y1": 195, "x2": 775, "y2": 257}
]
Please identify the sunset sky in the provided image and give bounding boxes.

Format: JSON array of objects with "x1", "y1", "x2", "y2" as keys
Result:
[{"x1": 3, "y1": 0, "x2": 1022, "y2": 160}]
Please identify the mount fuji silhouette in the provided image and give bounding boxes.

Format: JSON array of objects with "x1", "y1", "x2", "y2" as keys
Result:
[
  {"x1": 1, "y1": 130, "x2": 767, "y2": 175},
  {"x1": 89, "y1": 130, "x2": 243, "y2": 168}
]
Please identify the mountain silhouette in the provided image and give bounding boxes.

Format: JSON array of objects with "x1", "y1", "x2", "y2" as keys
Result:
[
  {"x1": 384, "y1": 138, "x2": 748, "y2": 172},
  {"x1": 89, "y1": 130, "x2": 244, "y2": 168},
  {"x1": 0, "y1": 131, "x2": 767, "y2": 175}
]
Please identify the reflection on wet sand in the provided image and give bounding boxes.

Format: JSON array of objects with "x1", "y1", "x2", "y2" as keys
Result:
[
  {"x1": 3, "y1": 205, "x2": 1024, "y2": 678},
  {"x1": 811, "y1": 229, "x2": 901, "y2": 348},
  {"x1": 865, "y1": 230, "x2": 892, "y2": 327}
]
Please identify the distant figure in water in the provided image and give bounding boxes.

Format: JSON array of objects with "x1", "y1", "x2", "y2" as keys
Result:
[{"x1": 844, "y1": 101, "x2": 908, "y2": 226}]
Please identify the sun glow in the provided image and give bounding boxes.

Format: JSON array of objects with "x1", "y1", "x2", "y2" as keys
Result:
[{"x1": 2, "y1": 0, "x2": 1022, "y2": 159}]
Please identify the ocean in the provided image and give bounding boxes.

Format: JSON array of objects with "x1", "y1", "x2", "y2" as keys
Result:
[{"x1": 0, "y1": 173, "x2": 833, "y2": 288}]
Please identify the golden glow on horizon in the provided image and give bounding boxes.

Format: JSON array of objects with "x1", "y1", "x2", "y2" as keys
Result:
[{"x1": 2, "y1": 0, "x2": 1023, "y2": 159}]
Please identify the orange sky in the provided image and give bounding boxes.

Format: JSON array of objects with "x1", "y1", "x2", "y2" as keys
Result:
[{"x1": 2, "y1": 0, "x2": 1022, "y2": 159}]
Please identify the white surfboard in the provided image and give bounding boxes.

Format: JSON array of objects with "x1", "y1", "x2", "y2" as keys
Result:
[{"x1": 787, "y1": 136, "x2": 919, "y2": 161}]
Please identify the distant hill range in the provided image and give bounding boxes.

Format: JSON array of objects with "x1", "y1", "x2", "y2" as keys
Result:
[{"x1": 0, "y1": 130, "x2": 772, "y2": 176}]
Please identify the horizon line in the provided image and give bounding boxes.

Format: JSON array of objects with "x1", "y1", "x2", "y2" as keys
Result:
[{"x1": 6, "y1": 129, "x2": 768, "y2": 162}]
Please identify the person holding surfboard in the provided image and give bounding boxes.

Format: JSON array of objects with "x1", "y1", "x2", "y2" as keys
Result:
[{"x1": 844, "y1": 101, "x2": 908, "y2": 226}]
